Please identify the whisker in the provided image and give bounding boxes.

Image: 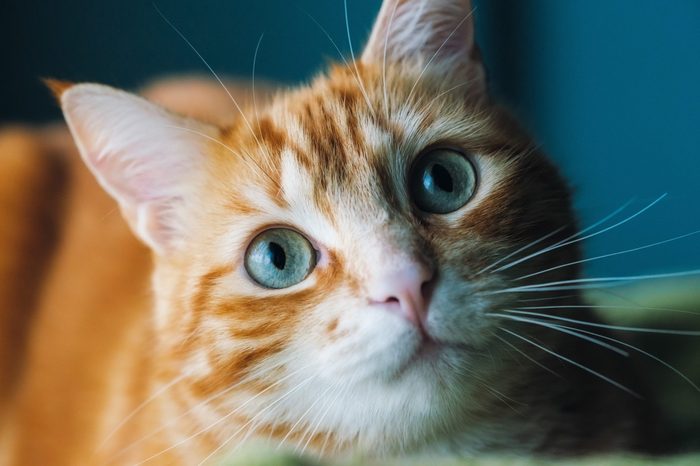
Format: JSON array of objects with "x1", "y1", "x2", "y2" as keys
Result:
[
  {"x1": 405, "y1": 7, "x2": 477, "y2": 104},
  {"x1": 558, "y1": 199, "x2": 634, "y2": 242},
  {"x1": 503, "y1": 309, "x2": 700, "y2": 336},
  {"x1": 98, "y1": 206, "x2": 119, "y2": 222},
  {"x1": 496, "y1": 268, "x2": 700, "y2": 295},
  {"x1": 297, "y1": 7, "x2": 348, "y2": 63},
  {"x1": 476, "y1": 226, "x2": 567, "y2": 276},
  {"x1": 154, "y1": 5, "x2": 254, "y2": 138},
  {"x1": 196, "y1": 373, "x2": 318, "y2": 466},
  {"x1": 515, "y1": 228, "x2": 700, "y2": 281},
  {"x1": 108, "y1": 357, "x2": 299, "y2": 462},
  {"x1": 497, "y1": 328, "x2": 641, "y2": 398},
  {"x1": 516, "y1": 304, "x2": 700, "y2": 317},
  {"x1": 479, "y1": 383, "x2": 525, "y2": 414},
  {"x1": 492, "y1": 332, "x2": 561, "y2": 377},
  {"x1": 490, "y1": 313, "x2": 629, "y2": 356},
  {"x1": 465, "y1": 368, "x2": 526, "y2": 412},
  {"x1": 154, "y1": 4, "x2": 280, "y2": 188},
  {"x1": 299, "y1": 9, "x2": 373, "y2": 112},
  {"x1": 297, "y1": 376, "x2": 351, "y2": 456},
  {"x1": 98, "y1": 371, "x2": 189, "y2": 450},
  {"x1": 251, "y1": 32, "x2": 265, "y2": 131},
  {"x1": 343, "y1": 0, "x2": 375, "y2": 113},
  {"x1": 166, "y1": 125, "x2": 280, "y2": 189},
  {"x1": 317, "y1": 377, "x2": 355, "y2": 457},
  {"x1": 273, "y1": 382, "x2": 336, "y2": 451},
  {"x1": 486, "y1": 199, "x2": 634, "y2": 276},
  {"x1": 298, "y1": 9, "x2": 351, "y2": 66},
  {"x1": 494, "y1": 195, "x2": 666, "y2": 274},
  {"x1": 166, "y1": 126, "x2": 242, "y2": 157},
  {"x1": 416, "y1": 78, "x2": 483, "y2": 122},
  {"x1": 382, "y1": 0, "x2": 401, "y2": 118},
  {"x1": 517, "y1": 294, "x2": 578, "y2": 303},
  {"x1": 133, "y1": 362, "x2": 313, "y2": 465},
  {"x1": 483, "y1": 282, "x2": 631, "y2": 295},
  {"x1": 552, "y1": 324, "x2": 700, "y2": 392},
  {"x1": 110, "y1": 385, "x2": 231, "y2": 462},
  {"x1": 499, "y1": 314, "x2": 700, "y2": 393}
]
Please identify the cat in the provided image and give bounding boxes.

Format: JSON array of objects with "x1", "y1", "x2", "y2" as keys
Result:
[{"x1": 0, "y1": 0, "x2": 659, "y2": 464}]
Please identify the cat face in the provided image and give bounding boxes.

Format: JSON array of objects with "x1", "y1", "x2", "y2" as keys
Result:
[{"x1": 58, "y1": 0, "x2": 579, "y2": 456}]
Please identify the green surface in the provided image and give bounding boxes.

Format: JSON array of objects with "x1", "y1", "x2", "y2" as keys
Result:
[{"x1": 220, "y1": 451, "x2": 700, "y2": 466}]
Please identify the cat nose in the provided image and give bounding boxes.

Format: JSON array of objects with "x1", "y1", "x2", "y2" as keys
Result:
[{"x1": 368, "y1": 262, "x2": 435, "y2": 330}]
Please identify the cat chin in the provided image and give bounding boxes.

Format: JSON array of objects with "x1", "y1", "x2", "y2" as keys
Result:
[{"x1": 304, "y1": 368, "x2": 476, "y2": 454}]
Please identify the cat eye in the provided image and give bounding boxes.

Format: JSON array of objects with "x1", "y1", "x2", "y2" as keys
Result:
[
  {"x1": 245, "y1": 228, "x2": 317, "y2": 289},
  {"x1": 409, "y1": 148, "x2": 477, "y2": 214}
]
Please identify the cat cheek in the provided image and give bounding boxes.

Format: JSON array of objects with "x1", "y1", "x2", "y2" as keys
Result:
[{"x1": 182, "y1": 349, "x2": 214, "y2": 380}]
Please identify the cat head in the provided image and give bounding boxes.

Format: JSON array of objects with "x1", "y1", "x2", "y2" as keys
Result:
[{"x1": 56, "y1": 0, "x2": 579, "y2": 456}]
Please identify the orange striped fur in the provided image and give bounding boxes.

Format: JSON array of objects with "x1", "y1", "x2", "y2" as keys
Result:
[{"x1": 0, "y1": 1, "x2": 653, "y2": 464}]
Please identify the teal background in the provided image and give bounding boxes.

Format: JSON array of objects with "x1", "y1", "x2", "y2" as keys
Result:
[{"x1": 2, "y1": 0, "x2": 699, "y2": 277}]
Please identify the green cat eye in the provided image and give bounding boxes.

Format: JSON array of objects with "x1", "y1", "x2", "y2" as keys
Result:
[
  {"x1": 409, "y1": 148, "x2": 477, "y2": 214},
  {"x1": 245, "y1": 228, "x2": 317, "y2": 289}
]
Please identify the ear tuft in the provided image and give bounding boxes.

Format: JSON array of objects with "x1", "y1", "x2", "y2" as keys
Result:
[{"x1": 43, "y1": 78, "x2": 75, "y2": 101}]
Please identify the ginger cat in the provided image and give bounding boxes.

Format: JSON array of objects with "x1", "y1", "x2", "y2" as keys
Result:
[{"x1": 0, "y1": 1, "x2": 656, "y2": 464}]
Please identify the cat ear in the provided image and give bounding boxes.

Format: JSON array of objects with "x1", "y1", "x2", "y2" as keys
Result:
[
  {"x1": 361, "y1": 0, "x2": 486, "y2": 93},
  {"x1": 55, "y1": 82, "x2": 217, "y2": 255}
]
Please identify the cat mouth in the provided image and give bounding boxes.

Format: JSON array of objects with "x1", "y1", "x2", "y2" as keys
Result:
[
  {"x1": 409, "y1": 336, "x2": 475, "y2": 365},
  {"x1": 413, "y1": 339, "x2": 443, "y2": 361},
  {"x1": 390, "y1": 337, "x2": 475, "y2": 381}
]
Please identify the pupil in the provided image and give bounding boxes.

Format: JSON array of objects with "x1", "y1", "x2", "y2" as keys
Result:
[
  {"x1": 430, "y1": 164, "x2": 453, "y2": 193},
  {"x1": 268, "y1": 242, "x2": 286, "y2": 270}
]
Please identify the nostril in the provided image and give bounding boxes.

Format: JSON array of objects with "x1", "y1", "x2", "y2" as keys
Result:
[
  {"x1": 370, "y1": 295, "x2": 402, "y2": 309},
  {"x1": 420, "y1": 275, "x2": 436, "y2": 301}
]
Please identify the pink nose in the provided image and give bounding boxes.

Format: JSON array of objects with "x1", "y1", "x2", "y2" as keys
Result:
[{"x1": 368, "y1": 262, "x2": 434, "y2": 330}]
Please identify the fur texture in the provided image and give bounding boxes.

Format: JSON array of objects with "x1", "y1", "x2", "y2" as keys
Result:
[{"x1": 0, "y1": 1, "x2": 656, "y2": 464}]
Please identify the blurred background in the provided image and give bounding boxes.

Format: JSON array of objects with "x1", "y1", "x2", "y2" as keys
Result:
[
  {"x1": 2, "y1": 0, "x2": 699, "y2": 277},
  {"x1": 2, "y1": 0, "x2": 699, "y2": 457}
]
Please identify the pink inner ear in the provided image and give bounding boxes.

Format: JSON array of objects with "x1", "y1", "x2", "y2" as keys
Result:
[
  {"x1": 361, "y1": 0, "x2": 485, "y2": 91},
  {"x1": 60, "y1": 83, "x2": 216, "y2": 253},
  {"x1": 90, "y1": 142, "x2": 191, "y2": 205}
]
